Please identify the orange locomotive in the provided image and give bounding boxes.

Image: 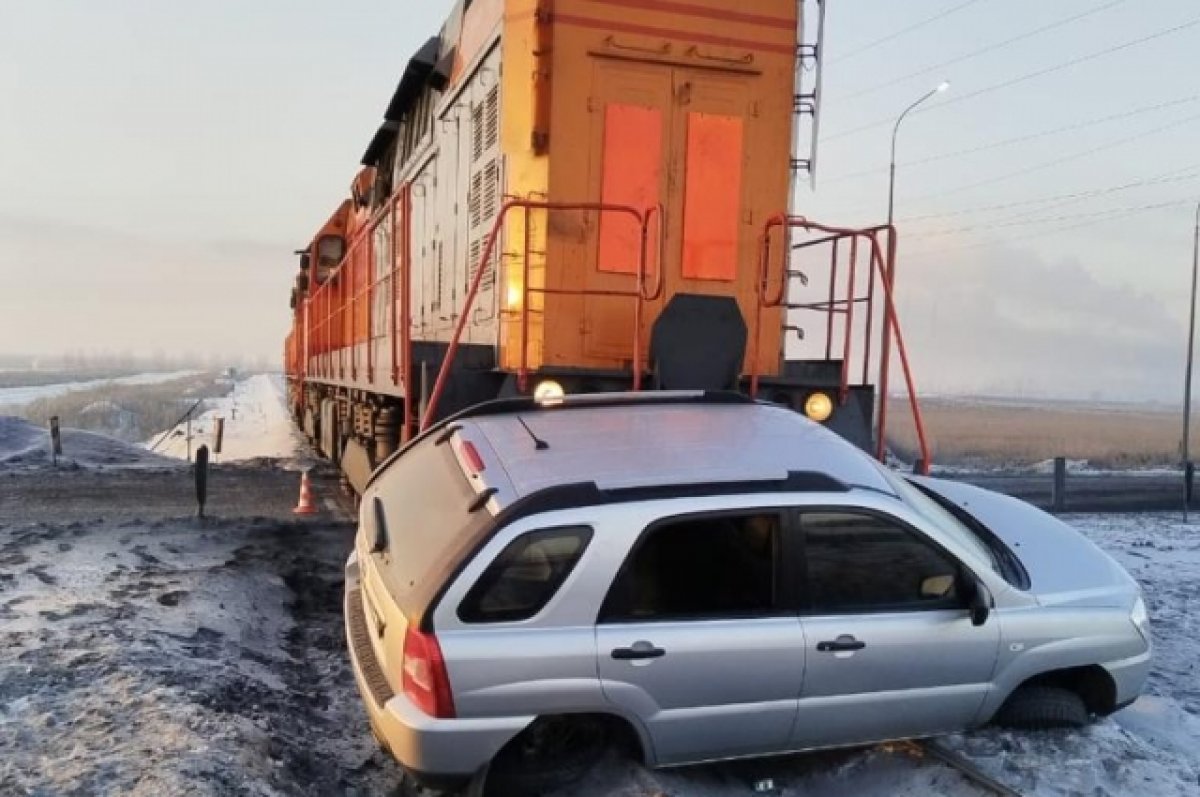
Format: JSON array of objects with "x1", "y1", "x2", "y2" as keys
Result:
[{"x1": 284, "y1": 0, "x2": 930, "y2": 491}]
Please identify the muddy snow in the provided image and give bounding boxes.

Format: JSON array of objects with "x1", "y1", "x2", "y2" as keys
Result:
[{"x1": 3, "y1": 449, "x2": 1200, "y2": 796}]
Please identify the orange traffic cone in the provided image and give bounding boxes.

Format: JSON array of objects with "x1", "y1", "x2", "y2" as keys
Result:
[{"x1": 293, "y1": 470, "x2": 319, "y2": 515}]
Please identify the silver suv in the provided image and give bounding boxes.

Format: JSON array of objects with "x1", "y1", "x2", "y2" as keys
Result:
[{"x1": 344, "y1": 392, "x2": 1150, "y2": 793}]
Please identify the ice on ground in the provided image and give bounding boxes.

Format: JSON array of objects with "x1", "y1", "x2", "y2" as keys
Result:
[
  {"x1": 4, "y1": 482, "x2": 1200, "y2": 796},
  {"x1": 0, "y1": 504, "x2": 399, "y2": 796},
  {"x1": 0, "y1": 415, "x2": 180, "y2": 470},
  {"x1": 150, "y1": 374, "x2": 308, "y2": 466},
  {"x1": 0, "y1": 370, "x2": 201, "y2": 409}
]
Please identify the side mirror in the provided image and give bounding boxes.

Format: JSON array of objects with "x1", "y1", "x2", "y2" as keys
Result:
[{"x1": 969, "y1": 578, "x2": 992, "y2": 627}]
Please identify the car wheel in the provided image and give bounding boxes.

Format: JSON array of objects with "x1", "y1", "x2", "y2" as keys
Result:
[
  {"x1": 485, "y1": 716, "x2": 608, "y2": 795},
  {"x1": 994, "y1": 685, "x2": 1089, "y2": 729}
]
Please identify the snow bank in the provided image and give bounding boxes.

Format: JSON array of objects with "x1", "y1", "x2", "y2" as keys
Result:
[
  {"x1": 0, "y1": 370, "x2": 201, "y2": 408},
  {"x1": 150, "y1": 374, "x2": 309, "y2": 465},
  {"x1": 0, "y1": 416, "x2": 179, "y2": 470}
]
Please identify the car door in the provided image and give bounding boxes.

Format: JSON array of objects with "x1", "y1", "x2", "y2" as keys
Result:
[
  {"x1": 595, "y1": 510, "x2": 805, "y2": 765},
  {"x1": 790, "y1": 509, "x2": 1001, "y2": 749}
]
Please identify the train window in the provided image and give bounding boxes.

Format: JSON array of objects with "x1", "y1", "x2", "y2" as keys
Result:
[
  {"x1": 682, "y1": 112, "x2": 743, "y2": 282},
  {"x1": 598, "y1": 103, "x2": 663, "y2": 275},
  {"x1": 317, "y1": 235, "x2": 346, "y2": 274}
]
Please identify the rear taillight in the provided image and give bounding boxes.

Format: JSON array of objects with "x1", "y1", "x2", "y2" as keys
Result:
[{"x1": 401, "y1": 626, "x2": 456, "y2": 718}]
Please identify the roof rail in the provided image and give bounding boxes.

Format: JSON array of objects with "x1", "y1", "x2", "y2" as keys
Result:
[
  {"x1": 366, "y1": 390, "x2": 759, "y2": 490},
  {"x1": 445, "y1": 389, "x2": 753, "y2": 423}
]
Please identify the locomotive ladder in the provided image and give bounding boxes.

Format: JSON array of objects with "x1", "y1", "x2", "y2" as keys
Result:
[{"x1": 791, "y1": 0, "x2": 827, "y2": 192}]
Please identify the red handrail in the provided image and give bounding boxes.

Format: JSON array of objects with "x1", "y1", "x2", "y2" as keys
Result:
[
  {"x1": 421, "y1": 199, "x2": 658, "y2": 430},
  {"x1": 750, "y1": 215, "x2": 931, "y2": 474},
  {"x1": 398, "y1": 187, "x2": 413, "y2": 442}
]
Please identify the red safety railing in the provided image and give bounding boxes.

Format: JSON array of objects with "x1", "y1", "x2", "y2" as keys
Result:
[
  {"x1": 420, "y1": 199, "x2": 662, "y2": 430},
  {"x1": 303, "y1": 189, "x2": 409, "y2": 389},
  {"x1": 750, "y1": 215, "x2": 931, "y2": 473}
]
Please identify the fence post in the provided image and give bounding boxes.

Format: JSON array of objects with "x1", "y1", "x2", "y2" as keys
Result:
[
  {"x1": 214, "y1": 417, "x2": 225, "y2": 460},
  {"x1": 49, "y1": 416, "x2": 62, "y2": 467},
  {"x1": 194, "y1": 444, "x2": 209, "y2": 519},
  {"x1": 1052, "y1": 456, "x2": 1067, "y2": 513}
]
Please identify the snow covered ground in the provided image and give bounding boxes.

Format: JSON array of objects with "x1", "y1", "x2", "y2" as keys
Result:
[
  {"x1": 0, "y1": 370, "x2": 201, "y2": 409},
  {"x1": 3, "y1": 470, "x2": 1199, "y2": 797},
  {"x1": 0, "y1": 415, "x2": 181, "y2": 470},
  {"x1": 150, "y1": 374, "x2": 308, "y2": 466}
]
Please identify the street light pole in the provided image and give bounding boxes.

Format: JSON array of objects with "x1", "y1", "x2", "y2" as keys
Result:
[
  {"x1": 1183, "y1": 200, "x2": 1200, "y2": 521},
  {"x1": 887, "y1": 81, "x2": 949, "y2": 227},
  {"x1": 878, "y1": 81, "x2": 949, "y2": 469}
]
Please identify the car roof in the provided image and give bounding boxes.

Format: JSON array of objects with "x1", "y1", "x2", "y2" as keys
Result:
[{"x1": 458, "y1": 397, "x2": 896, "y2": 503}]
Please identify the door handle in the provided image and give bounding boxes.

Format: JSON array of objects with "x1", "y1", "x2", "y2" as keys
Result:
[
  {"x1": 611, "y1": 642, "x2": 666, "y2": 661},
  {"x1": 817, "y1": 638, "x2": 866, "y2": 653}
]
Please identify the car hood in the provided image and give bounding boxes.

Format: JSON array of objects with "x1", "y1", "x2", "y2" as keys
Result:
[{"x1": 913, "y1": 477, "x2": 1137, "y2": 607}]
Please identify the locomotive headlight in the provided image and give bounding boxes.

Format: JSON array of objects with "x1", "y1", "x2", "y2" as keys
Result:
[
  {"x1": 804, "y1": 392, "x2": 834, "y2": 423},
  {"x1": 534, "y1": 380, "x2": 565, "y2": 403}
]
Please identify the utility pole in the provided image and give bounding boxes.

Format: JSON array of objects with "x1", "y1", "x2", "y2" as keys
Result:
[
  {"x1": 878, "y1": 82, "x2": 949, "y2": 465},
  {"x1": 1183, "y1": 200, "x2": 1200, "y2": 521}
]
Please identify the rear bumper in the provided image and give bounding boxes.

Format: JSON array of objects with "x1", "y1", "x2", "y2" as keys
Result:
[{"x1": 343, "y1": 552, "x2": 532, "y2": 782}]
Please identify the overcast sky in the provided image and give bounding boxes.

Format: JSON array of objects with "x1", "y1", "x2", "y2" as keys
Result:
[{"x1": 2, "y1": 0, "x2": 1198, "y2": 401}]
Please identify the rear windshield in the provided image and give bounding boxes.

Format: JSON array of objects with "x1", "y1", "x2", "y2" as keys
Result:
[{"x1": 369, "y1": 436, "x2": 495, "y2": 622}]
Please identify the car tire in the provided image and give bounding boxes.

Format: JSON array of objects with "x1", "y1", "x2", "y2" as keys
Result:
[
  {"x1": 485, "y1": 716, "x2": 608, "y2": 796},
  {"x1": 994, "y1": 685, "x2": 1090, "y2": 729}
]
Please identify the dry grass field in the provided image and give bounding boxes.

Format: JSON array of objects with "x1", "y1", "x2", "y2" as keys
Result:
[
  {"x1": 886, "y1": 397, "x2": 1188, "y2": 470},
  {"x1": 18, "y1": 373, "x2": 230, "y2": 444}
]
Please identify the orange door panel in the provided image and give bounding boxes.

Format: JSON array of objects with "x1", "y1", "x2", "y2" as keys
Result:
[
  {"x1": 681, "y1": 112, "x2": 743, "y2": 281},
  {"x1": 580, "y1": 61, "x2": 673, "y2": 362},
  {"x1": 598, "y1": 103, "x2": 663, "y2": 275},
  {"x1": 666, "y1": 70, "x2": 753, "y2": 299}
]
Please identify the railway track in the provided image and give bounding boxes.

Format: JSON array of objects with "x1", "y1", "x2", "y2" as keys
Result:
[{"x1": 908, "y1": 740, "x2": 1024, "y2": 797}]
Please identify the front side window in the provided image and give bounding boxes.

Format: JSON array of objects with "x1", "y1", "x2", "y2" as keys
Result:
[
  {"x1": 601, "y1": 512, "x2": 781, "y2": 622},
  {"x1": 459, "y1": 526, "x2": 592, "y2": 623},
  {"x1": 801, "y1": 512, "x2": 963, "y2": 614}
]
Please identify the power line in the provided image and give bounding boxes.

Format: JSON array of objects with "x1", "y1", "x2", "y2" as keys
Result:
[
  {"x1": 909, "y1": 197, "x2": 1198, "y2": 239},
  {"x1": 824, "y1": 15, "x2": 1200, "y2": 143},
  {"x1": 901, "y1": 166, "x2": 1200, "y2": 223},
  {"x1": 838, "y1": 0, "x2": 1127, "y2": 103},
  {"x1": 903, "y1": 199, "x2": 1196, "y2": 257},
  {"x1": 906, "y1": 111, "x2": 1200, "y2": 203},
  {"x1": 829, "y1": 0, "x2": 990, "y2": 65},
  {"x1": 824, "y1": 93, "x2": 1200, "y2": 184}
]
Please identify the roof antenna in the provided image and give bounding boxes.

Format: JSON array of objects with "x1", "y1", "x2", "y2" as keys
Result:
[{"x1": 517, "y1": 416, "x2": 550, "y2": 451}]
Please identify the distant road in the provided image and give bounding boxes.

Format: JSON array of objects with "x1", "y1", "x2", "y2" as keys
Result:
[{"x1": 947, "y1": 471, "x2": 1185, "y2": 514}]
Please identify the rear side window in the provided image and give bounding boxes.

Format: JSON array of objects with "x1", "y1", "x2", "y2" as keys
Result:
[
  {"x1": 801, "y1": 512, "x2": 963, "y2": 614},
  {"x1": 601, "y1": 512, "x2": 781, "y2": 622},
  {"x1": 459, "y1": 527, "x2": 593, "y2": 623},
  {"x1": 369, "y1": 437, "x2": 495, "y2": 620}
]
